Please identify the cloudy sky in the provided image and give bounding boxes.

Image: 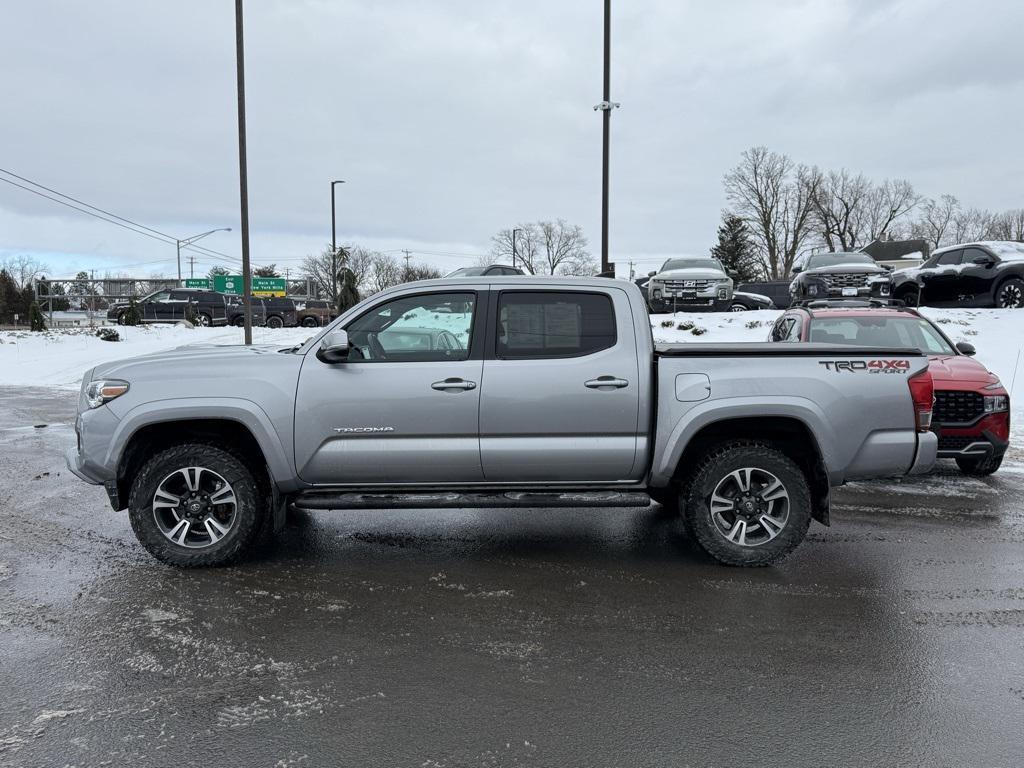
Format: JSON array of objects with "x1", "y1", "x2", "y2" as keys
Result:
[{"x1": 2, "y1": 0, "x2": 1022, "y2": 279}]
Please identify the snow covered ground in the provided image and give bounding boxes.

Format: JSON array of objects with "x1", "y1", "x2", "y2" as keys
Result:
[{"x1": 1, "y1": 307, "x2": 1021, "y2": 441}]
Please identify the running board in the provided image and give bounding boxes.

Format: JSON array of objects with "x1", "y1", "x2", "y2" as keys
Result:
[{"x1": 292, "y1": 490, "x2": 652, "y2": 511}]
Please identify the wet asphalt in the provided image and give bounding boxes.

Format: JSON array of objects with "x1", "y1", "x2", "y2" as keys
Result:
[{"x1": 1, "y1": 388, "x2": 1023, "y2": 768}]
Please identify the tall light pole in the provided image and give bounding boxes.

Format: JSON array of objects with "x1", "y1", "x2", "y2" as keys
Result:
[
  {"x1": 593, "y1": 0, "x2": 619, "y2": 276},
  {"x1": 234, "y1": 0, "x2": 253, "y2": 345},
  {"x1": 176, "y1": 227, "x2": 232, "y2": 282},
  {"x1": 512, "y1": 227, "x2": 521, "y2": 269},
  {"x1": 331, "y1": 180, "x2": 345, "y2": 302}
]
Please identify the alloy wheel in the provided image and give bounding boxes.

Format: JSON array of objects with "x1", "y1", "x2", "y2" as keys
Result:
[
  {"x1": 708, "y1": 467, "x2": 790, "y2": 547},
  {"x1": 998, "y1": 284, "x2": 1023, "y2": 308},
  {"x1": 152, "y1": 466, "x2": 237, "y2": 549}
]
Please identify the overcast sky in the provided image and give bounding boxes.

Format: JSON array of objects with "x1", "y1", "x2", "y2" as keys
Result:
[{"x1": 2, "y1": 0, "x2": 1022, "y2": 279}]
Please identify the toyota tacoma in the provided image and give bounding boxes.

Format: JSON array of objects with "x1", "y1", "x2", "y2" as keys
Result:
[{"x1": 67, "y1": 277, "x2": 937, "y2": 568}]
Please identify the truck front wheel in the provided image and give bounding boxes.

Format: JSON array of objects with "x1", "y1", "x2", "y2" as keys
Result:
[
  {"x1": 127, "y1": 443, "x2": 265, "y2": 567},
  {"x1": 683, "y1": 441, "x2": 811, "y2": 567}
]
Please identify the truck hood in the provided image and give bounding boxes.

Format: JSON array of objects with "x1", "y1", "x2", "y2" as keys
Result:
[
  {"x1": 804, "y1": 263, "x2": 888, "y2": 276},
  {"x1": 90, "y1": 343, "x2": 292, "y2": 380},
  {"x1": 928, "y1": 355, "x2": 1000, "y2": 385},
  {"x1": 653, "y1": 267, "x2": 728, "y2": 281}
]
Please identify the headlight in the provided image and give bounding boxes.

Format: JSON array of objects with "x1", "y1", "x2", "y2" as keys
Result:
[
  {"x1": 983, "y1": 395, "x2": 1008, "y2": 413},
  {"x1": 984, "y1": 380, "x2": 1003, "y2": 390},
  {"x1": 652, "y1": 288, "x2": 662, "y2": 299},
  {"x1": 85, "y1": 379, "x2": 130, "y2": 409}
]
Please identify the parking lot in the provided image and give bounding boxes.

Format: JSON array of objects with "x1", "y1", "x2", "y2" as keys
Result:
[{"x1": 1, "y1": 386, "x2": 1023, "y2": 767}]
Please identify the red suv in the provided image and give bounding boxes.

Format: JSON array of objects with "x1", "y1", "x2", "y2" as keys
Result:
[{"x1": 770, "y1": 302, "x2": 1010, "y2": 475}]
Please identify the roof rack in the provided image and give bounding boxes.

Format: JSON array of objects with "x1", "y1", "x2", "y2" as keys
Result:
[{"x1": 796, "y1": 298, "x2": 906, "y2": 311}]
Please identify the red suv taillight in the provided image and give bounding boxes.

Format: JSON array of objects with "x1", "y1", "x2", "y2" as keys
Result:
[{"x1": 908, "y1": 368, "x2": 934, "y2": 433}]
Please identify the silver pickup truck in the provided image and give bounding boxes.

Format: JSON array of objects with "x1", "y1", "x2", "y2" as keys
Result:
[{"x1": 67, "y1": 277, "x2": 937, "y2": 568}]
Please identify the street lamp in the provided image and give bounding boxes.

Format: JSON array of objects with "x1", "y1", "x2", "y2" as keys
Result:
[
  {"x1": 593, "y1": 0, "x2": 620, "y2": 276},
  {"x1": 177, "y1": 227, "x2": 232, "y2": 282},
  {"x1": 331, "y1": 180, "x2": 345, "y2": 302}
]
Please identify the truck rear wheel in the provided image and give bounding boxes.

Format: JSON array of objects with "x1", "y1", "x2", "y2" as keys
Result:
[
  {"x1": 127, "y1": 443, "x2": 265, "y2": 567},
  {"x1": 683, "y1": 441, "x2": 811, "y2": 567}
]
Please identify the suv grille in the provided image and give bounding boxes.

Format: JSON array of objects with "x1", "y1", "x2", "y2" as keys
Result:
[
  {"x1": 933, "y1": 390, "x2": 984, "y2": 424},
  {"x1": 821, "y1": 273, "x2": 871, "y2": 289},
  {"x1": 663, "y1": 279, "x2": 713, "y2": 290}
]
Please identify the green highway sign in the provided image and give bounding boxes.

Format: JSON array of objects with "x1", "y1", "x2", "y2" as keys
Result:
[
  {"x1": 212, "y1": 275, "x2": 287, "y2": 297},
  {"x1": 183, "y1": 278, "x2": 211, "y2": 289}
]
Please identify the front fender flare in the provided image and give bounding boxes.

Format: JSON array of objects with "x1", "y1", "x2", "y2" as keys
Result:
[{"x1": 106, "y1": 398, "x2": 298, "y2": 491}]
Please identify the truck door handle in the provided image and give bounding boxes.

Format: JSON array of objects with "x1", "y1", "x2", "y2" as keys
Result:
[
  {"x1": 431, "y1": 378, "x2": 477, "y2": 391},
  {"x1": 585, "y1": 376, "x2": 629, "y2": 389}
]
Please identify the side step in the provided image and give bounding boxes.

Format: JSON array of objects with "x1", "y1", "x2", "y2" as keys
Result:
[{"x1": 292, "y1": 489, "x2": 652, "y2": 511}]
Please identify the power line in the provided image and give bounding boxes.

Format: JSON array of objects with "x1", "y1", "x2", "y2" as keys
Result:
[{"x1": 0, "y1": 167, "x2": 241, "y2": 265}]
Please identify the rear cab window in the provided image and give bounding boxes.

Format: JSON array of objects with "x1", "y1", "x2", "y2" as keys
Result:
[{"x1": 496, "y1": 291, "x2": 616, "y2": 359}]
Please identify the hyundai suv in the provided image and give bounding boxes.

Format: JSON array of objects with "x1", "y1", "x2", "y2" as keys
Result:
[
  {"x1": 789, "y1": 252, "x2": 892, "y2": 305},
  {"x1": 646, "y1": 257, "x2": 734, "y2": 312},
  {"x1": 770, "y1": 302, "x2": 1010, "y2": 475}
]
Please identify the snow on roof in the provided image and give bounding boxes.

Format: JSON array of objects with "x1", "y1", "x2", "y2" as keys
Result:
[{"x1": 934, "y1": 240, "x2": 1024, "y2": 260}]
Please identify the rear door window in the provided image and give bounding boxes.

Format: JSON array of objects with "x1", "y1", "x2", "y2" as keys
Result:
[{"x1": 496, "y1": 292, "x2": 616, "y2": 359}]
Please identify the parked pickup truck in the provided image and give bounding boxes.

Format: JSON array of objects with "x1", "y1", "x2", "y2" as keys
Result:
[{"x1": 66, "y1": 277, "x2": 937, "y2": 568}]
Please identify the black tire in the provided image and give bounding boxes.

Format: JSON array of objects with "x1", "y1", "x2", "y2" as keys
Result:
[
  {"x1": 233, "y1": 316, "x2": 245, "y2": 327},
  {"x1": 996, "y1": 278, "x2": 1024, "y2": 309},
  {"x1": 116, "y1": 311, "x2": 127, "y2": 325},
  {"x1": 127, "y1": 443, "x2": 265, "y2": 567},
  {"x1": 955, "y1": 454, "x2": 1003, "y2": 476},
  {"x1": 729, "y1": 302, "x2": 748, "y2": 312},
  {"x1": 266, "y1": 315, "x2": 284, "y2": 329},
  {"x1": 301, "y1": 316, "x2": 319, "y2": 328},
  {"x1": 196, "y1": 312, "x2": 212, "y2": 327},
  {"x1": 682, "y1": 441, "x2": 811, "y2": 567}
]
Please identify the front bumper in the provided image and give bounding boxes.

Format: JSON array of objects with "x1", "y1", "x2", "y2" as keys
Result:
[
  {"x1": 649, "y1": 292, "x2": 732, "y2": 312},
  {"x1": 935, "y1": 428, "x2": 1010, "y2": 460}
]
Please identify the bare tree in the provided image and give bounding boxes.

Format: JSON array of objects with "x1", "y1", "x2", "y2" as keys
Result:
[
  {"x1": 952, "y1": 206, "x2": 995, "y2": 244},
  {"x1": 724, "y1": 147, "x2": 820, "y2": 278},
  {"x1": 491, "y1": 224, "x2": 541, "y2": 273},
  {"x1": 812, "y1": 168, "x2": 872, "y2": 252},
  {"x1": 0, "y1": 255, "x2": 50, "y2": 289},
  {"x1": 490, "y1": 220, "x2": 592, "y2": 275},
  {"x1": 911, "y1": 195, "x2": 960, "y2": 249},
  {"x1": 990, "y1": 209, "x2": 1024, "y2": 241}
]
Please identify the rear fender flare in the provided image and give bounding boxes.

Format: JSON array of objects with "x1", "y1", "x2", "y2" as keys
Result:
[{"x1": 650, "y1": 397, "x2": 836, "y2": 487}]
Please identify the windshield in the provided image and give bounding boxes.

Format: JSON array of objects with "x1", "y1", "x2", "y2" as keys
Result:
[
  {"x1": 808, "y1": 316, "x2": 955, "y2": 355},
  {"x1": 660, "y1": 258, "x2": 723, "y2": 272},
  {"x1": 804, "y1": 253, "x2": 874, "y2": 269},
  {"x1": 445, "y1": 267, "x2": 486, "y2": 277}
]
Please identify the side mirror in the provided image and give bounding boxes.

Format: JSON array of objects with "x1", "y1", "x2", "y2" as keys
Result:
[
  {"x1": 972, "y1": 256, "x2": 994, "y2": 265},
  {"x1": 647, "y1": 271, "x2": 657, "y2": 277},
  {"x1": 317, "y1": 329, "x2": 351, "y2": 363},
  {"x1": 791, "y1": 266, "x2": 802, "y2": 275},
  {"x1": 955, "y1": 341, "x2": 976, "y2": 356},
  {"x1": 882, "y1": 264, "x2": 894, "y2": 271}
]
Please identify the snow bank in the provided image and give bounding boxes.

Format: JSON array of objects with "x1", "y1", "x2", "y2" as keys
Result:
[{"x1": 0, "y1": 325, "x2": 314, "y2": 389}]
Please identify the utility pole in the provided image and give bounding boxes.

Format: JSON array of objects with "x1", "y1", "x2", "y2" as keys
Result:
[
  {"x1": 187, "y1": 255, "x2": 198, "y2": 279},
  {"x1": 234, "y1": 0, "x2": 253, "y2": 344},
  {"x1": 330, "y1": 180, "x2": 345, "y2": 303},
  {"x1": 593, "y1": 0, "x2": 619, "y2": 277},
  {"x1": 402, "y1": 249, "x2": 412, "y2": 280},
  {"x1": 176, "y1": 228, "x2": 231, "y2": 283},
  {"x1": 512, "y1": 228, "x2": 520, "y2": 269}
]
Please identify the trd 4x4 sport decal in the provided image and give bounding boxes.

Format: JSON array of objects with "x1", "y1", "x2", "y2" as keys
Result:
[{"x1": 819, "y1": 360, "x2": 911, "y2": 374}]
